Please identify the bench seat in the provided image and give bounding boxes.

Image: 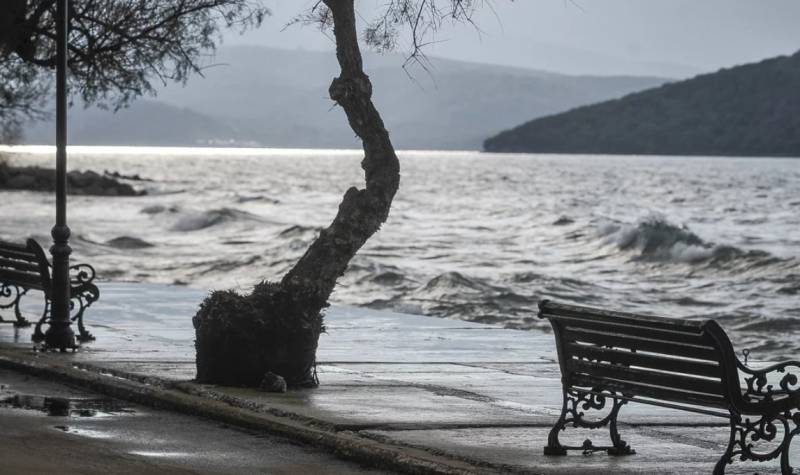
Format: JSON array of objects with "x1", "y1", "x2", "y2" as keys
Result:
[
  {"x1": 0, "y1": 238, "x2": 98, "y2": 342},
  {"x1": 539, "y1": 300, "x2": 799, "y2": 474}
]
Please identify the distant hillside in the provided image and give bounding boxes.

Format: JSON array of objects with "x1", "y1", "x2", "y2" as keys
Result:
[
  {"x1": 484, "y1": 52, "x2": 800, "y2": 157},
  {"x1": 26, "y1": 100, "x2": 240, "y2": 146},
  {"x1": 23, "y1": 46, "x2": 668, "y2": 150}
]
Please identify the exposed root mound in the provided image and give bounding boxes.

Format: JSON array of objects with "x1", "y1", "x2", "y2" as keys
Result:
[{"x1": 193, "y1": 281, "x2": 324, "y2": 388}]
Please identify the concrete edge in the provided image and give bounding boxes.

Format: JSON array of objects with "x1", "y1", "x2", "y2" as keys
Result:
[{"x1": 0, "y1": 348, "x2": 520, "y2": 475}]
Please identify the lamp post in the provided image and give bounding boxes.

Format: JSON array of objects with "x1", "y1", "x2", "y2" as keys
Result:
[{"x1": 44, "y1": 0, "x2": 75, "y2": 351}]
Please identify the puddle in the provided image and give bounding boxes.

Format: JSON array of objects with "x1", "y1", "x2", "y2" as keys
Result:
[
  {"x1": 1, "y1": 394, "x2": 135, "y2": 417},
  {"x1": 54, "y1": 426, "x2": 115, "y2": 439}
]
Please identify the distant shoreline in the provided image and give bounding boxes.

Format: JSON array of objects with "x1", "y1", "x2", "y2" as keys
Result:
[{"x1": 2, "y1": 145, "x2": 798, "y2": 160}]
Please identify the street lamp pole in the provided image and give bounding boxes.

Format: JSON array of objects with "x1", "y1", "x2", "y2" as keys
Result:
[{"x1": 44, "y1": 0, "x2": 75, "y2": 351}]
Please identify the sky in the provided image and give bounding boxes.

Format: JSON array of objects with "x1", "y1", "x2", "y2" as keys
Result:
[{"x1": 223, "y1": 0, "x2": 800, "y2": 78}]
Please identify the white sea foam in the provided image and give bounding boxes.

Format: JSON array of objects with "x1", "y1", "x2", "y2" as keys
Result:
[{"x1": 601, "y1": 215, "x2": 718, "y2": 263}]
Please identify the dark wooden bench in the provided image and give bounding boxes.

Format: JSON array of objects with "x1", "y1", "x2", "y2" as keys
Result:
[
  {"x1": 538, "y1": 300, "x2": 799, "y2": 474},
  {"x1": 0, "y1": 238, "x2": 98, "y2": 341}
]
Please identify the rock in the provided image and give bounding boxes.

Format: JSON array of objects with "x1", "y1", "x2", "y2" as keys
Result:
[
  {"x1": 70, "y1": 170, "x2": 100, "y2": 188},
  {"x1": 6, "y1": 174, "x2": 37, "y2": 189},
  {"x1": 69, "y1": 170, "x2": 141, "y2": 196},
  {"x1": 104, "y1": 170, "x2": 148, "y2": 181},
  {"x1": 0, "y1": 164, "x2": 146, "y2": 196},
  {"x1": 258, "y1": 372, "x2": 287, "y2": 393}
]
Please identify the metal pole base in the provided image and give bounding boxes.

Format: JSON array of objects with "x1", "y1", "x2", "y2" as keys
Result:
[
  {"x1": 47, "y1": 224, "x2": 74, "y2": 352},
  {"x1": 43, "y1": 322, "x2": 76, "y2": 352}
]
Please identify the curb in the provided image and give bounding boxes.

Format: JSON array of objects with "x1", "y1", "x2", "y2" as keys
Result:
[{"x1": 0, "y1": 347, "x2": 510, "y2": 475}]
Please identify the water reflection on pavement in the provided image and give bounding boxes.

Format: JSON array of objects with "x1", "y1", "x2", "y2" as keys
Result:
[{"x1": 0, "y1": 368, "x2": 389, "y2": 475}]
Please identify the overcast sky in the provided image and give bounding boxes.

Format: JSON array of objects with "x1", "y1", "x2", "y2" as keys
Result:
[{"x1": 223, "y1": 0, "x2": 800, "y2": 78}]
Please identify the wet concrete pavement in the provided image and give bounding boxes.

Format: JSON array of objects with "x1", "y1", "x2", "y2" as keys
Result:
[
  {"x1": 0, "y1": 368, "x2": 385, "y2": 474},
  {"x1": 1, "y1": 282, "x2": 798, "y2": 473}
]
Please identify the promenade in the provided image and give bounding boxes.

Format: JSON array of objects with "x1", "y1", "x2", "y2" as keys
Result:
[{"x1": 0, "y1": 282, "x2": 791, "y2": 474}]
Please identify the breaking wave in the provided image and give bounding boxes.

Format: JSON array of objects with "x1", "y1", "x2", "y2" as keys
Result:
[
  {"x1": 105, "y1": 236, "x2": 155, "y2": 249},
  {"x1": 171, "y1": 208, "x2": 262, "y2": 231},
  {"x1": 599, "y1": 216, "x2": 778, "y2": 266}
]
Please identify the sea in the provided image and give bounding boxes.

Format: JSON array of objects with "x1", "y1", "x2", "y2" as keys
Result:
[{"x1": 1, "y1": 146, "x2": 799, "y2": 360}]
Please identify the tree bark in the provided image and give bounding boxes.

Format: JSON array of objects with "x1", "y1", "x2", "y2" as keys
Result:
[{"x1": 281, "y1": 0, "x2": 400, "y2": 307}]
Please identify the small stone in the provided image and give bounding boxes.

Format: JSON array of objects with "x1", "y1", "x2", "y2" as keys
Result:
[{"x1": 259, "y1": 372, "x2": 287, "y2": 393}]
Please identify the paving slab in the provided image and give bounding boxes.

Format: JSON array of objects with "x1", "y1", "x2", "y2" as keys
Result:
[
  {"x1": 1, "y1": 282, "x2": 796, "y2": 474},
  {"x1": 316, "y1": 361, "x2": 725, "y2": 425},
  {"x1": 364, "y1": 425, "x2": 796, "y2": 474},
  {"x1": 216, "y1": 384, "x2": 547, "y2": 430},
  {"x1": 0, "y1": 368, "x2": 384, "y2": 475}
]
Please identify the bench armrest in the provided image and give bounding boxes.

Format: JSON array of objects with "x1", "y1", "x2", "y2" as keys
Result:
[
  {"x1": 69, "y1": 263, "x2": 97, "y2": 288},
  {"x1": 737, "y1": 359, "x2": 800, "y2": 401}
]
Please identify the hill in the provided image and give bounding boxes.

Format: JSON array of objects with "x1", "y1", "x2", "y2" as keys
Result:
[
  {"x1": 22, "y1": 46, "x2": 668, "y2": 150},
  {"x1": 26, "y1": 100, "x2": 241, "y2": 147},
  {"x1": 484, "y1": 52, "x2": 800, "y2": 157}
]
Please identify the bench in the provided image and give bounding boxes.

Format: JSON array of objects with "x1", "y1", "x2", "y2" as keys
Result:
[
  {"x1": 538, "y1": 300, "x2": 799, "y2": 474},
  {"x1": 0, "y1": 238, "x2": 98, "y2": 341}
]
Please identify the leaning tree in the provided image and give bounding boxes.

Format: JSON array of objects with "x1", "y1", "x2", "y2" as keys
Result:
[
  {"x1": 1, "y1": 0, "x2": 492, "y2": 389},
  {"x1": 193, "y1": 0, "x2": 490, "y2": 388},
  {"x1": 0, "y1": 0, "x2": 269, "y2": 142}
]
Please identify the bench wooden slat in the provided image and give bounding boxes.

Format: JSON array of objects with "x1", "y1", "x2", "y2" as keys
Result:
[
  {"x1": 0, "y1": 257, "x2": 40, "y2": 273},
  {"x1": 568, "y1": 358, "x2": 724, "y2": 397},
  {"x1": 566, "y1": 343, "x2": 723, "y2": 379},
  {"x1": 0, "y1": 247, "x2": 38, "y2": 263},
  {"x1": 552, "y1": 314, "x2": 713, "y2": 346},
  {"x1": 0, "y1": 240, "x2": 32, "y2": 252},
  {"x1": 0, "y1": 268, "x2": 45, "y2": 290},
  {"x1": 540, "y1": 301, "x2": 705, "y2": 332},
  {"x1": 561, "y1": 327, "x2": 720, "y2": 361},
  {"x1": 571, "y1": 373, "x2": 727, "y2": 409}
]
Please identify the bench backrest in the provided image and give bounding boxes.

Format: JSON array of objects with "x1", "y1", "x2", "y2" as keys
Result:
[
  {"x1": 0, "y1": 239, "x2": 51, "y2": 296},
  {"x1": 538, "y1": 300, "x2": 743, "y2": 412}
]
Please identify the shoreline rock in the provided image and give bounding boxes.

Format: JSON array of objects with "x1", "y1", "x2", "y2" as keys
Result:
[{"x1": 0, "y1": 163, "x2": 146, "y2": 196}]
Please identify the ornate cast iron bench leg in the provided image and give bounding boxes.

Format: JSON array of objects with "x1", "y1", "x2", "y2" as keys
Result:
[
  {"x1": 32, "y1": 300, "x2": 50, "y2": 342},
  {"x1": 71, "y1": 286, "x2": 98, "y2": 342},
  {"x1": 33, "y1": 289, "x2": 98, "y2": 343},
  {"x1": 70, "y1": 265, "x2": 99, "y2": 342},
  {"x1": 714, "y1": 411, "x2": 800, "y2": 475},
  {"x1": 544, "y1": 388, "x2": 635, "y2": 456}
]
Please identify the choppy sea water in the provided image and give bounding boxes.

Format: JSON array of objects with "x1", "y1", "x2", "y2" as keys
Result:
[{"x1": 2, "y1": 146, "x2": 799, "y2": 360}]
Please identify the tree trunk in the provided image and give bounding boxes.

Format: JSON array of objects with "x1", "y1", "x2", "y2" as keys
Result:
[
  {"x1": 283, "y1": 0, "x2": 400, "y2": 301},
  {"x1": 193, "y1": 0, "x2": 400, "y2": 388}
]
